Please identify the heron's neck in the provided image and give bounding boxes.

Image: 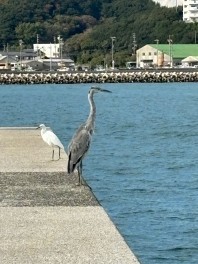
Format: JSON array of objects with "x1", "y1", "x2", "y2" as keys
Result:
[{"x1": 86, "y1": 92, "x2": 96, "y2": 133}]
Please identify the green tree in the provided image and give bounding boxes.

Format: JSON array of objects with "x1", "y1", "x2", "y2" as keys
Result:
[{"x1": 15, "y1": 22, "x2": 45, "y2": 44}]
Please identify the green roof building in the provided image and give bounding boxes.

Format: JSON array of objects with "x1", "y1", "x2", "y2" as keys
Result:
[
  {"x1": 136, "y1": 44, "x2": 198, "y2": 68},
  {"x1": 150, "y1": 44, "x2": 198, "y2": 59}
]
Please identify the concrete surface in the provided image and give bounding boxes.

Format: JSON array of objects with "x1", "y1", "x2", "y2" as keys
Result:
[
  {"x1": 0, "y1": 207, "x2": 140, "y2": 264},
  {"x1": 0, "y1": 128, "x2": 140, "y2": 264},
  {"x1": 0, "y1": 127, "x2": 67, "y2": 172},
  {"x1": 0, "y1": 172, "x2": 99, "y2": 207}
]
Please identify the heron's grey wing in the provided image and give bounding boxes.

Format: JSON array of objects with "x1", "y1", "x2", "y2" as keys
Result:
[
  {"x1": 67, "y1": 128, "x2": 91, "y2": 173},
  {"x1": 67, "y1": 123, "x2": 85, "y2": 153},
  {"x1": 70, "y1": 124, "x2": 85, "y2": 140}
]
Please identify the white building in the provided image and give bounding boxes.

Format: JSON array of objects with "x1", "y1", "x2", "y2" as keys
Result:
[
  {"x1": 183, "y1": 0, "x2": 198, "y2": 22},
  {"x1": 136, "y1": 44, "x2": 171, "y2": 68},
  {"x1": 153, "y1": 1, "x2": 198, "y2": 23},
  {"x1": 152, "y1": 0, "x2": 183, "y2": 8},
  {"x1": 33, "y1": 43, "x2": 60, "y2": 58}
]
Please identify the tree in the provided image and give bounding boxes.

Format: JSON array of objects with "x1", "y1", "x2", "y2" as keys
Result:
[
  {"x1": 0, "y1": 0, "x2": 198, "y2": 66},
  {"x1": 15, "y1": 22, "x2": 45, "y2": 44}
]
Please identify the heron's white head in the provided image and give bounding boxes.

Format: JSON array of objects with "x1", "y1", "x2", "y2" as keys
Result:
[{"x1": 89, "y1": 86, "x2": 112, "y2": 95}]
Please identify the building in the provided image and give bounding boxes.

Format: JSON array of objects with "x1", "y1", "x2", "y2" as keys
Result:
[
  {"x1": 181, "y1": 55, "x2": 198, "y2": 66},
  {"x1": 183, "y1": 0, "x2": 198, "y2": 22},
  {"x1": 0, "y1": 55, "x2": 17, "y2": 69},
  {"x1": 152, "y1": 0, "x2": 183, "y2": 8},
  {"x1": 136, "y1": 44, "x2": 198, "y2": 68},
  {"x1": 0, "y1": 47, "x2": 75, "y2": 71},
  {"x1": 33, "y1": 43, "x2": 60, "y2": 58},
  {"x1": 0, "y1": 50, "x2": 37, "y2": 70},
  {"x1": 153, "y1": 1, "x2": 198, "y2": 23}
]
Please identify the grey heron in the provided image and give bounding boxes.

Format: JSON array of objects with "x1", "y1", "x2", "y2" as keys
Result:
[
  {"x1": 38, "y1": 124, "x2": 64, "y2": 160},
  {"x1": 67, "y1": 86, "x2": 111, "y2": 185}
]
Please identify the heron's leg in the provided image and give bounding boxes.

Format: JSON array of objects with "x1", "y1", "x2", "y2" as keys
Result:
[
  {"x1": 58, "y1": 147, "x2": 61, "y2": 160},
  {"x1": 78, "y1": 161, "x2": 83, "y2": 185},
  {"x1": 52, "y1": 149, "x2": 54, "y2": 160}
]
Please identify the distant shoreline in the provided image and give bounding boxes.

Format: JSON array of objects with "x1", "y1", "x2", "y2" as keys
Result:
[{"x1": 0, "y1": 69, "x2": 198, "y2": 84}]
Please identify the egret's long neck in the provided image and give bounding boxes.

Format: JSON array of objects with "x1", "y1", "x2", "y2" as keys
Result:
[
  {"x1": 86, "y1": 92, "x2": 96, "y2": 134},
  {"x1": 41, "y1": 126, "x2": 47, "y2": 135}
]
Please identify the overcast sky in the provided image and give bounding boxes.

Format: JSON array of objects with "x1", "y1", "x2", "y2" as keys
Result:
[{"x1": 152, "y1": 0, "x2": 183, "y2": 7}]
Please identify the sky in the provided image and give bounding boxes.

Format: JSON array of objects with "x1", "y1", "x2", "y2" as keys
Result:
[{"x1": 152, "y1": 0, "x2": 183, "y2": 7}]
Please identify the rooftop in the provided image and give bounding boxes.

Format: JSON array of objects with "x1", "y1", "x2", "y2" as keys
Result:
[{"x1": 150, "y1": 44, "x2": 198, "y2": 58}]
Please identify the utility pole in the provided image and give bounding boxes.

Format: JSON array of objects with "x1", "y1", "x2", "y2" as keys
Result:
[
  {"x1": 167, "y1": 35, "x2": 173, "y2": 67},
  {"x1": 50, "y1": 43, "x2": 52, "y2": 71},
  {"x1": 6, "y1": 43, "x2": 9, "y2": 68},
  {"x1": 132, "y1": 33, "x2": 137, "y2": 56},
  {"x1": 60, "y1": 38, "x2": 63, "y2": 67},
  {"x1": 37, "y1": 34, "x2": 39, "y2": 57},
  {"x1": 19, "y1": 39, "x2": 23, "y2": 70},
  {"x1": 154, "y1": 39, "x2": 159, "y2": 67},
  {"x1": 58, "y1": 35, "x2": 61, "y2": 58},
  {"x1": 58, "y1": 35, "x2": 63, "y2": 67},
  {"x1": 54, "y1": 36, "x2": 57, "y2": 58},
  {"x1": 110, "y1": 36, "x2": 116, "y2": 69}
]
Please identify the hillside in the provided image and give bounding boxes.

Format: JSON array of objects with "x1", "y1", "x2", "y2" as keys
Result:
[{"x1": 0, "y1": 0, "x2": 197, "y2": 67}]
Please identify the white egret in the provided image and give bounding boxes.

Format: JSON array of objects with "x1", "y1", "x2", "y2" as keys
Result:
[{"x1": 38, "y1": 124, "x2": 64, "y2": 160}]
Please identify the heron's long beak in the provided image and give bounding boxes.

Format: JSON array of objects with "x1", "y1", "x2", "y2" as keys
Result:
[{"x1": 101, "y1": 88, "x2": 112, "y2": 93}]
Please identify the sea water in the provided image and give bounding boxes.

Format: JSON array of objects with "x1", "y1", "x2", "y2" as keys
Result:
[{"x1": 0, "y1": 82, "x2": 197, "y2": 264}]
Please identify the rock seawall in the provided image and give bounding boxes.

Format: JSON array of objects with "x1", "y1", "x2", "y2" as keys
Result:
[{"x1": 0, "y1": 71, "x2": 198, "y2": 84}]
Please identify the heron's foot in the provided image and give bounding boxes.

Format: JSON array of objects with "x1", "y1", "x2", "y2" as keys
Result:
[
  {"x1": 77, "y1": 179, "x2": 85, "y2": 186},
  {"x1": 75, "y1": 182, "x2": 92, "y2": 190},
  {"x1": 75, "y1": 180, "x2": 92, "y2": 191},
  {"x1": 75, "y1": 176, "x2": 85, "y2": 186},
  {"x1": 75, "y1": 182, "x2": 85, "y2": 187}
]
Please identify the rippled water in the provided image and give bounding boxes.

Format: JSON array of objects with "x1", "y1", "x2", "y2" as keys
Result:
[{"x1": 0, "y1": 83, "x2": 198, "y2": 264}]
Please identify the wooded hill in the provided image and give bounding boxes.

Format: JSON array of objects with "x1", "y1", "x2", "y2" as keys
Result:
[{"x1": 0, "y1": 0, "x2": 197, "y2": 67}]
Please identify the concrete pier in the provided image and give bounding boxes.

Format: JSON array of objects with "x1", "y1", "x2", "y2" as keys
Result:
[{"x1": 0, "y1": 128, "x2": 140, "y2": 264}]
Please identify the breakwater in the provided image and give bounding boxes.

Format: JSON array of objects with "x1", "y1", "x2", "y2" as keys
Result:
[
  {"x1": 0, "y1": 70, "x2": 198, "y2": 84},
  {"x1": 0, "y1": 128, "x2": 140, "y2": 264}
]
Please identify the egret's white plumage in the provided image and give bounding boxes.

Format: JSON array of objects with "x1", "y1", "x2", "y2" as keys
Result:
[
  {"x1": 38, "y1": 124, "x2": 64, "y2": 160},
  {"x1": 67, "y1": 86, "x2": 111, "y2": 185}
]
